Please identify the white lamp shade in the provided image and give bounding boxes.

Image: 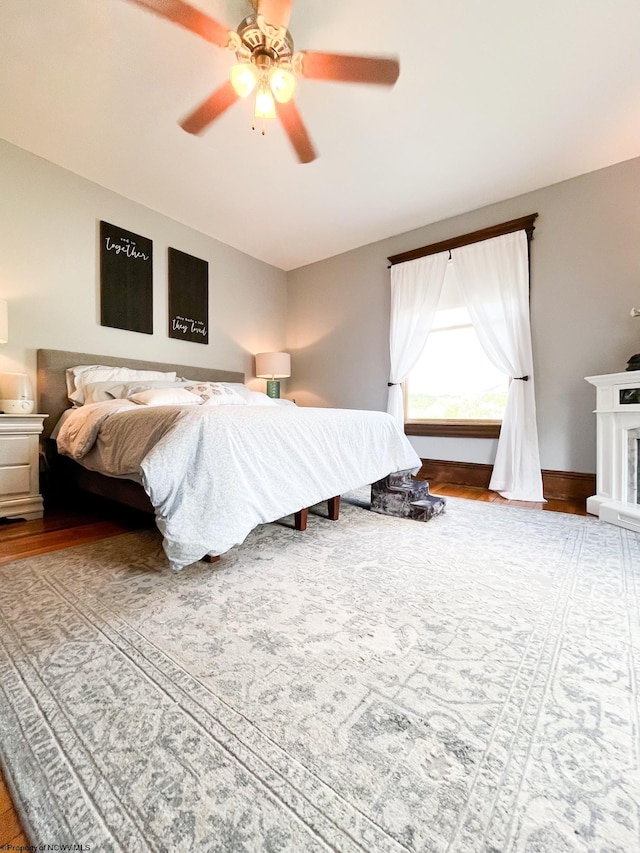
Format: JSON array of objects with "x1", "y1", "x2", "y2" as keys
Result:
[
  {"x1": 0, "y1": 300, "x2": 7, "y2": 344},
  {"x1": 230, "y1": 62, "x2": 258, "y2": 98},
  {"x1": 254, "y1": 83, "x2": 276, "y2": 119},
  {"x1": 255, "y1": 352, "x2": 291, "y2": 379},
  {"x1": 269, "y1": 67, "x2": 296, "y2": 103}
]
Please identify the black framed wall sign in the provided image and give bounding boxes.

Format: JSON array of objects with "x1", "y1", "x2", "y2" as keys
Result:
[
  {"x1": 100, "y1": 221, "x2": 153, "y2": 334},
  {"x1": 168, "y1": 248, "x2": 209, "y2": 344}
]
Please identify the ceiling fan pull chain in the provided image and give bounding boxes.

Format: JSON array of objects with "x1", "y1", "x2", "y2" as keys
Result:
[{"x1": 251, "y1": 118, "x2": 268, "y2": 136}]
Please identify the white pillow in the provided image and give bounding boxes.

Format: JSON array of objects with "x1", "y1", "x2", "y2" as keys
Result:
[
  {"x1": 219, "y1": 383, "x2": 277, "y2": 406},
  {"x1": 82, "y1": 379, "x2": 192, "y2": 405},
  {"x1": 67, "y1": 366, "x2": 178, "y2": 405},
  {"x1": 272, "y1": 399, "x2": 297, "y2": 406},
  {"x1": 81, "y1": 380, "x2": 128, "y2": 405},
  {"x1": 97, "y1": 380, "x2": 192, "y2": 402},
  {"x1": 128, "y1": 388, "x2": 202, "y2": 407},
  {"x1": 65, "y1": 364, "x2": 108, "y2": 397},
  {"x1": 183, "y1": 382, "x2": 248, "y2": 406}
]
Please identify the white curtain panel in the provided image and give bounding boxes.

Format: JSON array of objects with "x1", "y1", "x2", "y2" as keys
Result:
[
  {"x1": 452, "y1": 230, "x2": 545, "y2": 501},
  {"x1": 387, "y1": 252, "x2": 449, "y2": 426}
]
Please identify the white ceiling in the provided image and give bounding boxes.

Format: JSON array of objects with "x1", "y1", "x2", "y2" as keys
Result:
[{"x1": 1, "y1": 0, "x2": 639, "y2": 271}]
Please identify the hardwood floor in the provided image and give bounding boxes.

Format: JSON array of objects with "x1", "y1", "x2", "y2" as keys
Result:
[
  {"x1": 429, "y1": 482, "x2": 589, "y2": 515},
  {"x1": 0, "y1": 773, "x2": 29, "y2": 850},
  {"x1": 0, "y1": 501, "x2": 153, "y2": 565},
  {"x1": 0, "y1": 485, "x2": 588, "y2": 845}
]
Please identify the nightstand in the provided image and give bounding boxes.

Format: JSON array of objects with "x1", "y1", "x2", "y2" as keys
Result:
[{"x1": 0, "y1": 414, "x2": 48, "y2": 520}]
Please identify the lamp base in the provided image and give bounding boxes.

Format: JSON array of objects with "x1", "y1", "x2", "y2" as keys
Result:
[
  {"x1": 0, "y1": 399, "x2": 35, "y2": 414},
  {"x1": 266, "y1": 380, "x2": 280, "y2": 399}
]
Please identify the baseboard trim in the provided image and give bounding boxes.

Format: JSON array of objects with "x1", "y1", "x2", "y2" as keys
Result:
[
  {"x1": 541, "y1": 469, "x2": 596, "y2": 502},
  {"x1": 418, "y1": 459, "x2": 596, "y2": 502},
  {"x1": 418, "y1": 459, "x2": 492, "y2": 489}
]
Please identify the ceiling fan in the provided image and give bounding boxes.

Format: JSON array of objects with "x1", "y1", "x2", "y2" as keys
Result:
[{"x1": 124, "y1": 0, "x2": 400, "y2": 163}]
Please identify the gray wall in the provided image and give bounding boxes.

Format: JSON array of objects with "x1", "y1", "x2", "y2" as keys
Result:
[
  {"x1": 286, "y1": 157, "x2": 640, "y2": 474},
  {"x1": 1, "y1": 136, "x2": 638, "y2": 476},
  {"x1": 0, "y1": 139, "x2": 287, "y2": 392}
]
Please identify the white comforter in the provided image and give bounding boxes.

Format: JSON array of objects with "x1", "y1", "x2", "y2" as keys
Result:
[{"x1": 57, "y1": 401, "x2": 421, "y2": 570}]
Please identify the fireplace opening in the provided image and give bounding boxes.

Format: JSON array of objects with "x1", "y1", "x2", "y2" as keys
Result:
[{"x1": 628, "y1": 428, "x2": 640, "y2": 505}]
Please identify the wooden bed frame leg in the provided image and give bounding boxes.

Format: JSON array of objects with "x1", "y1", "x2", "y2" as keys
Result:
[
  {"x1": 294, "y1": 507, "x2": 308, "y2": 531},
  {"x1": 202, "y1": 554, "x2": 221, "y2": 563},
  {"x1": 327, "y1": 495, "x2": 340, "y2": 521}
]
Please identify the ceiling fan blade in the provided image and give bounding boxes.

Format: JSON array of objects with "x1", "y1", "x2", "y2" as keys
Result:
[
  {"x1": 300, "y1": 51, "x2": 400, "y2": 86},
  {"x1": 180, "y1": 81, "x2": 240, "y2": 134},
  {"x1": 257, "y1": 0, "x2": 294, "y2": 30},
  {"x1": 127, "y1": 0, "x2": 231, "y2": 47},
  {"x1": 277, "y1": 100, "x2": 317, "y2": 164}
]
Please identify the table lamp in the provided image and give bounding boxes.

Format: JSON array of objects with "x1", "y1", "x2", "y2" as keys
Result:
[{"x1": 255, "y1": 352, "x2": 291, "y2": 399}]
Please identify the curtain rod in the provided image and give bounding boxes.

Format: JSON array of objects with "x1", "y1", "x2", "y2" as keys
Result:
[{"x1": 387, "y1": 213, "x2": 538, "y2": 268}]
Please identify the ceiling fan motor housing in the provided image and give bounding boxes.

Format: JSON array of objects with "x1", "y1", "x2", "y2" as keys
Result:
[{"x1": 233, "y1": 15, "x2": 295, "y2": 67}]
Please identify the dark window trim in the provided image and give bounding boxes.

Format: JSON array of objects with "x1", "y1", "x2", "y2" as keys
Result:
[
  {"x1": 387, "y1": 213, "x2": 538, "y2": 266},
  {"x1": 405, "y1": 421, "x2": 501, "y2": 439}
]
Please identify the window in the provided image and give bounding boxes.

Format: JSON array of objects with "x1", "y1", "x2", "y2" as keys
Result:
[
  {"x1": 404, "y1": 261, "x2": 509, "y2": 438},
  {"x1": 388, "y1": 214, "x2": 537, "y2": 440}
]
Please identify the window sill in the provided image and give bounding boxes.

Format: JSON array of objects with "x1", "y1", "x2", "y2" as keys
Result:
[{"x1": 404, "y1": 421, "x2": 501, "y2": 439}]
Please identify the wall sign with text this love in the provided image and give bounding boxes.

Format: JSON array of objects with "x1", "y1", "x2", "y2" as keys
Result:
[{"x1": 168, "y1": 248, "x2": 209, "y2": 345}]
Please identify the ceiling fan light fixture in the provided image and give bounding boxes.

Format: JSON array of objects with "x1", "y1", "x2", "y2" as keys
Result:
[
  {"x1": 254, "y1": 80, "x2": 276, "y2": 119},
  {"x1": 230, "y1": 62, "x2": 258, "y2": 98},
  {"x1": 269, "y1": 66, "x2": 295, "y2": 103}
]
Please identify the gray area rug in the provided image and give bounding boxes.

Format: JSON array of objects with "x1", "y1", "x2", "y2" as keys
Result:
[{"x1": 1, "y1": 496, "x2": 639, "y2": 852}]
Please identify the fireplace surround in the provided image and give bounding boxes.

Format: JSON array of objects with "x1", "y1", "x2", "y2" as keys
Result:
[{"x1": 585, "y1": 369, "x2": 640, "y2": 533}]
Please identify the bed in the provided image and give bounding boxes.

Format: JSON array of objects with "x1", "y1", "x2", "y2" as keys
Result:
[{"x1": 38, "y1": 348, "x2": 421, "y2": 570}]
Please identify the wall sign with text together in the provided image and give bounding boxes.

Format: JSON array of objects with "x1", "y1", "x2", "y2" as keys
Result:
[
  {"x1": 168, "y1": 248, "x2": 209, "y2": 344},
  {"x1": 100, "y1": 221, "x2": 153, "y2": 334}
]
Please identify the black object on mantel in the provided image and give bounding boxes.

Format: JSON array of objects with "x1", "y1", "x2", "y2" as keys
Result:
[
  {"x1": 371, "y1": 470, "x2": 446, "y2": 522},
  {"x1": 626, "y1": 353, "x2": 640, "y2": 371}
]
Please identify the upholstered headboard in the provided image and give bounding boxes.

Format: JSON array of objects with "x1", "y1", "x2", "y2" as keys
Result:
[{"x1": 37, "y1": 349, "x2": 244, "y2": 440}]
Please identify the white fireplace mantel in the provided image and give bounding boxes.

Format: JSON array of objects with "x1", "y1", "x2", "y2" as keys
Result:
[{"x1": 585, "y1": 369, "x2": 640, "y2": 533}]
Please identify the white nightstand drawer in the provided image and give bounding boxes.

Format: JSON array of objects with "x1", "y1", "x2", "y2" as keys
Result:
[
  {"x1": 0, "y1": 436, "x2": 31, "y2": 466},
  {"x1": 0, "y1": 414, "x2": 47, "y2": 520},
  {"x1": 0, "y1": 464, "x2": 31, "y2": 496}
]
